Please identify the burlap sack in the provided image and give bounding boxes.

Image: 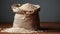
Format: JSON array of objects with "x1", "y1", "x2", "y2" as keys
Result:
[{"x1": 12, "y1": 3, "x2": 40, "y2": 30}]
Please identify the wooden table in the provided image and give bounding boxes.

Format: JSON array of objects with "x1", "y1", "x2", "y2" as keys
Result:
[{"x1": 0, "y1": 32, "x2": 60, "y2": 34}]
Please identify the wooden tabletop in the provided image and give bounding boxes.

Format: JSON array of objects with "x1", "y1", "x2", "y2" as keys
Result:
[
  {"x1": 0, "y1": 22, "x2": 60, "y2": 34},
  {"x1": 0, "y1": 32, "x2": 60, "y2": 34}
]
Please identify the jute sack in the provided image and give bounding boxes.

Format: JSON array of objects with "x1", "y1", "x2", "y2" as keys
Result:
[{"x1": 13, "y1": 3, "x2": 40, "y2": 30}]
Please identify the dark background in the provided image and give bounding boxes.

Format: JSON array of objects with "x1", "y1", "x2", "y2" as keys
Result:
[{"x1": 0, "y1": 0, "x2": 60, "y2": 23}]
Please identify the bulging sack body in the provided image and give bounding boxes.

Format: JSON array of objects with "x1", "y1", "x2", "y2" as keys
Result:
[{"x1": 13, "y1": 13, "x2": 40, "y2": 30}]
